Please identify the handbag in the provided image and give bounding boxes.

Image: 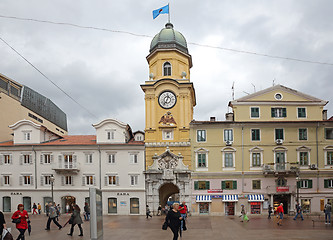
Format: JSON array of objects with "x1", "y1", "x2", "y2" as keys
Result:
[
  {"x1": 68, "y1": 216, "x2": 74, "y2": 224},
  {"x1": 162, "y1": 221, "x2": 168, "y2": 230},
  {"x1": 11, "y1": 218, "x2": 21, "y2": 224}
]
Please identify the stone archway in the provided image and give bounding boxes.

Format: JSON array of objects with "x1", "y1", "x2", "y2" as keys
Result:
[{"x1": 159, "y1": 183, "x2": 179, "y2": 206}]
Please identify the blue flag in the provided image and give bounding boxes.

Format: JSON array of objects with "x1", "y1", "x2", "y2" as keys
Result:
[{"x1": 153, "y1": 4, "x2": 169, "y2": 19}]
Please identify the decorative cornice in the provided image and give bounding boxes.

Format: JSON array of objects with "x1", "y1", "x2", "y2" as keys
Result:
[{"x1": 145, "y1": 142, "x2": 190, "y2": 147}]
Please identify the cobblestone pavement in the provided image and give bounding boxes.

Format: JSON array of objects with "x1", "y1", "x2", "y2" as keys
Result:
[{"x1": 3, "y1": 213, "x2": 332, "y2": 240}]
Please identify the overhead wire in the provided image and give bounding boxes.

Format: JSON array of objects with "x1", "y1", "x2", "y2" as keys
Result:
[{"x1": 0, "y1": 14, "x2": 332, "y2": 66}]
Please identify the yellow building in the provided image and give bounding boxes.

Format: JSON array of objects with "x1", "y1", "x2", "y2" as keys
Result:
[
  {"x1": 141, "y1": 23, "x2": 196, "y2": 212},
  {"x1": 0, "y1": 73, "x2": 67, "y2": 142},
  {"x1": 191, "y1": 85, "x2": 333, "y2": 216}
]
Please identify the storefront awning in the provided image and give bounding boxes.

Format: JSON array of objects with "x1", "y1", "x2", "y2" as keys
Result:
[
  {"x1": 196, "y1": 195, "x2": 212, "y2": 202},
  {"x1": 222, "y1": 195, "x2": 238, "y2": 202},
  {"x1": 248, "y1": 194, "x2": 264, "y2": 202}
]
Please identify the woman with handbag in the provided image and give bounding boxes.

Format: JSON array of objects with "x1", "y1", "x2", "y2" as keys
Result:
[
  {"x1": 11, "y1": 204, "x2": 29, "y2": 240},
  {"x1": 165, "y1": 202, "x2": 182, "y2": 240},
  {"x1": 67, "y1": 204, "x2": 83, "y2": 237}
]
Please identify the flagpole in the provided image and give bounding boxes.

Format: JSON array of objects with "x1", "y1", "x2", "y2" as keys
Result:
[{"x1": 168, "y1": 3, "x2": 170, "y2": 23}]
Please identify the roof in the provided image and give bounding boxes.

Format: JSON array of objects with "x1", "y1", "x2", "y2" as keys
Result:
[{"x1": 0, "y1": 135, "x2": 144, "y2": 147}]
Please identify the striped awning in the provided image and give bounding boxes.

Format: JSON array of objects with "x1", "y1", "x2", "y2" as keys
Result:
[
  {"x1": 222, "y1": 195, "x2": 238, "y2": 202},
  {"x1": 196, "y1": 195, "x2": 212, "y2": 202},
  {"x1": 248, "y1": 194, "x2": 264, "y2": 202}
]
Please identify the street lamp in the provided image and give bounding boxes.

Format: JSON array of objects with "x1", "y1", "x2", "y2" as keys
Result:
[
  {"x1": 50, "y1": 174, "x2": 55, "y2": 203},
  {"x1": 296, "y1": 176, "x2": 300, "y2": 204}
]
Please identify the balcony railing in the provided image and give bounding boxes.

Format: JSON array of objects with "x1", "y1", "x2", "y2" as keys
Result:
[
  {"x1": 263, "y1": 163, "x2": 299, "y2": 174},
  {"x1": 52, "y1": 161, "x2": 80, "y2": 173}
]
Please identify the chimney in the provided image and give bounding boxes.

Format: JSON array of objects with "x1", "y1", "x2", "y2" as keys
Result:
[
  {"x1": 210, "y1": 117, "x2": 216, "y2": 122},
  {"x1": 323, "y1": 110, "x2": 328, "y2": 120},
  {"x1": 225, "y1": 113, "x2": 234, "y2": 121}
]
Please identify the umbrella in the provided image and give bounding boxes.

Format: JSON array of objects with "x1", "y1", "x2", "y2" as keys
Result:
[
  {"x1": 27, "y1": 220, "x2": 31, "y2": 236},
  {"x1": 62, "y1": 217, "x2": 72, "y2": 228}
]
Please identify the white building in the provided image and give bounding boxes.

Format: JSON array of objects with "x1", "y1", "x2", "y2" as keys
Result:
[{"x1": 0, "y1": 119, "x2": 145, "y2": 215}]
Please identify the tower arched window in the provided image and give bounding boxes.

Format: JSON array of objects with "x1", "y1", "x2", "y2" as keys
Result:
[{"x1": 163, "y1": 62, "x2": 172, "y2": 76}]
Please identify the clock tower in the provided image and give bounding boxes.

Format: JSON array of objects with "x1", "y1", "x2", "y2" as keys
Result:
[{"x1": 141, "y1": 23, "x2": 196, "y2": 212}]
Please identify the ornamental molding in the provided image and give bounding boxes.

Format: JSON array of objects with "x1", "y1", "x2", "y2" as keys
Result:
[{"x1": 145, "y1": 142, "x2": 190, "y2": 147}]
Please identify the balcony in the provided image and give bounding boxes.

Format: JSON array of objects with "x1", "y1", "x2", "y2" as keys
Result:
[
  {"x1": 52, "y1": 161, "x2": 80, "y2": 174},
  {"x1": 263, "y1": 163, "x2": 299, "y2": 175}
]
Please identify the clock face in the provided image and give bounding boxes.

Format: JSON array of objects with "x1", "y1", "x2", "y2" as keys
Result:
[{"x1": 158, "y1": 91, "x2": 177, "y2": 109}]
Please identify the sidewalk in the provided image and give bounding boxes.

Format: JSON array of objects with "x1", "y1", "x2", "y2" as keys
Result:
[{"x1": 3, "y1": 213, "x2": 332, "y2": 240}]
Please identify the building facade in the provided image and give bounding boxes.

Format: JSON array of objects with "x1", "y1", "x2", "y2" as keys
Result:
[
  {"x1": 0, "y1": 119, "x2": 145, "y2": 215},
  {"x1": 0, "y1": 73, "x2": 67, "y2": 142},
  {"x1": 141, "y1": 23, "x2": 196, "y2": 213},
  {"x1": 190, "y1": 85, "x2": 333, "y2": 216}
]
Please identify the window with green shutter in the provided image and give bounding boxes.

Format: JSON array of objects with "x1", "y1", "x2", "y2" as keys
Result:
[
  {"x1": 251, "y1": 107, "x2": 259, "y2": 118},
  {"x1": 194, "y1": 181, "x2": 199, "y2": 190},
  {"x1": 324, "y1": 179, "x2": 333, "y2": 188},
  {"x1": 197, "y1": 153, "x2": 206, "y2": 168},
  {"x1": 221, "y1": 181, "x2": 226, "y2": 190},
  {"x1": 222, "y1": 180, "x2": 237, "y2": 190},
  {"x1": 197, "y1": 181, "x2": 210, "y2": 190},
  {"x1": 299, "y1": 179, "x2": 312, "y2": 189}
]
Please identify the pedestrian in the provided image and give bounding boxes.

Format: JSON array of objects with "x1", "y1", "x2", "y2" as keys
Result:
[
  {"x1": 276, "y1": 203, "x2": 284, "y2": 226},
  {"x1": 157, "y1": 205, "x2": 162, "y2": 216},
  {"x1": 11, "y1": 204, "x2": 29, "y2": 240},
  {"x1": 45, "y1": 203, "x2": 50, "y2": 217},
  {"x1": 37, "y1": 203, "x2": 42, "y2": 215},
  {"x1": 324, "y1": 200, "x2": 331, "y2": 224},
  {"x1": 67, "y1": 204, "x2": 83, "y2": 237},
  {"x1": 45, "y1": 202, "x2": 62, "y2": 230},
  {"x1": 179, "y1": 201, "x2": 187, "y2": 231},
  {"x1": 240, "y1": 204, "x2": 249, "y2": 222},
  {"x1": 66, "y1": 203, "x2": 70, "y2": 214},
  {"x1": 165, "y1": 202, "x2": 182, "y2": 240},
  {"x1": 0, "y1": 210, "x2": 7, "y2": 239},
  {"x1": 146, "y1": 205, "x2": 152, "y2": 219},
  {"x1": 268, "y1": 205, "x2": 272, "y2": 219},
  {"x1": 32, "y1": 203, "x2": 38, "y2": 215},
  {"x1": 57, "y1": 204, "x2": 61, "y2": 216},
  {"x1": 84, "y1": 202, "x2": 90, "y2": 221},
  {"x1": 293, "y1": 201, "x2": 304, "y2": 221},
  {"x1": 164, "y1": 204, "x2": 169, "y2": 215}
]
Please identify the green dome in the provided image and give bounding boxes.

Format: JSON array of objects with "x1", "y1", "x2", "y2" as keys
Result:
[{"x1": 150, "y1": 23, "x2": 188, "y2": 54}]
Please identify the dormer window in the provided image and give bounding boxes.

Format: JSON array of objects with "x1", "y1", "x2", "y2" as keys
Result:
[
  {"x1": 163, "y1": 62, "x2": 172, "y2": 76},
  {"x1": 23, "y1": 131, "x2": 31, "y2": 141},
  {"x1": 107, "y1": 130, "x2": 115, "y2": 140}
]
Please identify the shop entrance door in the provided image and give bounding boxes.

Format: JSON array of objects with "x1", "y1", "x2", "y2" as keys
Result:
[
  {"x1": 273, "y1": 194, "x2": 290, "y2": 214},
  {"x1": 225, "y1": 202, "x2": 235, "y2": 216},
  {"x1": 61, "y1": 196, "x2": 76, "y2": 213},
  {"x1": 23, "y1": 197, "x2": 31, "y2": 212},
  {"x1": 2, "y1": 196, "x2": 11, "y2": 212}
]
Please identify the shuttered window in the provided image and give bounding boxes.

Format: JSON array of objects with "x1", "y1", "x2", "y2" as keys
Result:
[
  {"x1": 194, "y1": 181, "x2": 210, "y2": 190},
  {"x1": 221, "y1": 180, "x2": 237, "y2": 190}
]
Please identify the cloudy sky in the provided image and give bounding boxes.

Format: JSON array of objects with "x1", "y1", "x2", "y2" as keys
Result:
[{"x1": 1, "y1": 0, "x2": 332, "y2": 135}]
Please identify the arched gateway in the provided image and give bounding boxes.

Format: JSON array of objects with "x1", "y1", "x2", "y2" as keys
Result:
[{"x1": 145, "y1": 147, "x2": 191, "y2": 214}]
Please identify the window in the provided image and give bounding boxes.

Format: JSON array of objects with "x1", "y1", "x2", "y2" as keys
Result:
[
  {"x1": 275, "y1": 93, "x2": 283, "y2": 100},
  {"x1": 3, "y1": 175, "x2": 10, "y2": 185},
  {"x1": 197, "y1": 153, "x2": 206, "y2": 168},
  {"x1": 23, "y1": 132, "x2": 31, "y2": 140},
  {"x1": 252, "y1": 180, "x2": 261, "y2": 189},
  {"x1": 224, "y1": 153, "x2": 233, "y2": 168},
  {"x1": 107, "y1": 175, "x2": 117, "y2": 185},
  {"x1": 298, "y1": 108, "x2": 306, "y2": 118},
  {"x1": 23, "y1": 155, "x2": 31, "y2": 164},
  {"x1": 108, "y1": 154, "x2": 116, "y2": 164},
  {"x1": 23, "y1": 176, "x2": 31, "y2": 185},
  {"x1": 4, "y1": 155, "x2": 11, "y2": 164},
  {"x1": 251, "y1": 129, "x2": 260, "y2": 141},
  {"x1": 194, "y1": 181, "x2": 210, "y2": 190},
  {"x1": 86, "y1": 154, "x2": 93, "y2": 164},
  {"x1": 162, "y1": 130, "x2": 173, "y2": 140},
  {"x1": 251, "y1": 107, "x2": 260, "y2": 118},
  {"x1": 327, "y1": 152, "x2": 333, "y2": 165},
  {"x1": 64, "y1": 155, "x2": 74, "y2": 169},
  {"x1": 276, "y1": 177, "x2": 287, "y2": 187},
  {"x1": 271, "y1": 108, "x2": 287, "y2": 118},
  {"x1": 65, "y1": 176, "x2": 73, "y2": 185},
  {"x1": 130, "y1": 175, "x2": 138, "y2": 186},
  {"x1": 163, "y1": 62, "x2": 172, "y2": 76},
  {"x1": 301, "y1": 199, "x2": 311, "y2": 213},
  {"x1": 325, "y1": 128, "x2": 333, "y2": 140},
  {"x1": 85, "y1": 175, "x2": 94, "y2": 186},
  {"x1": 44, "y1": 154, "x2": 51, "y2": 164},
  {"x1": 108, "y1": 198, "x2": 117, "y2": 214},
  {"x1": 224, "y1": 129, "x2": 233, "y2": 142},
  {"x1": 107, "y1": 131, "x2": 115, "y2": 140},
  {"x1": 221, "y1": 180, "x2": 237, "y2": 190},
  {"x1": 298, "y1": 179, "x2": 312, "y2": 189},
  {"x1": 324, "y1": 179, "x2": 333, "y2": 188},
  {"x1": 252, "y1": 153, "x2": 261, "y2": 167},
  {"x1": 275, "y1": 129, "x2": 284, "y2": 140},
  {"x1": 197, "y1": 130, "x2": 206, "y2": 142},
  {"x1": 299, "y1": 152, "x2": 309, "y2": 166},
  {"x1": 44, "y1": 175, "x2": 51, "y2": 186},
  {"x1": 299, "y1": 128, "x2": 307, "y2": 140},
  {"x1": 130, "y1": 154, "x2": 138, "y2": 164}
]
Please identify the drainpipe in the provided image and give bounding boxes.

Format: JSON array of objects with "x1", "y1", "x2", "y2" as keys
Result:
[
  {"x1": 241, "y1": 125, "x2": 244, "y2": 193},
  {"x1": 316, "y1": 122, "x2": 319, "y2": 192},
  {"x1": 98, "y1": 145, "x2": 102, "y2": 190},
  {"x1": 32, "y1": 145, "x2": 37, "y2": 189}
]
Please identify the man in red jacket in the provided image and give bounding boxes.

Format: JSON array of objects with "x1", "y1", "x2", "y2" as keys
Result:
[
  {"x1": 179, "y1": 201, "x2": 188, "y2": 231},
  {"x1": 276, "y1": 203, "x2": 284, "y2": 226}
]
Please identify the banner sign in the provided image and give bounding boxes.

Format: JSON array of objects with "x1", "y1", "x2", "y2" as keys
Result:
[{"x1": 276, "y1": 186, "x2": 289, "y2": 192}]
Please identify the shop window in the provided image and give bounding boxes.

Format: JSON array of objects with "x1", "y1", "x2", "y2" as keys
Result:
[
  {"x1": 130, "y1": 198, "x2": 140, "y2": 214},
  {"x1": 2, "y1": 196, "x2": 11, "y2": 212},
  {"x1": 199, "y1": 202, "x2": 209, "y2": 214},
  {"x1": 221, "y1": 180, "x2": 237, "y2": 190},
  {"x1": 194, "y1": 181, "x2": 210, "y2": 190},
  {"x1": 252, "y1": 180, "x2": 261, "y2": 190},
  {"x1": 108, "y1": 198, "x2": 117, "y2": 214},
  {"x1": 251, "y1": 202, "x2": 261, "y2": 214},
  {"x1": 301, "y1": 199, "x2": 311, "y2": 213},
  {"x1": 23, "y1": 197, "x2": 31, "y2": 212}
]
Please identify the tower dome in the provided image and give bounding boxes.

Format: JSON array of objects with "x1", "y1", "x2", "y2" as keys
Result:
[{"x1": 149, "y1": 23, "x2": 188, "y2": 54}]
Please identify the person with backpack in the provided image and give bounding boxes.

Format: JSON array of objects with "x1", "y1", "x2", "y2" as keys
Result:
[
  {"x1": 45, "y1": 202, "x2": 62, "y2": 230},
  {"x1": 324, "y1": 201, "x2": 332, "y2": 224},
  {"x1": 293, "y1": 201, "x2": 304, "y2": 221}
]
